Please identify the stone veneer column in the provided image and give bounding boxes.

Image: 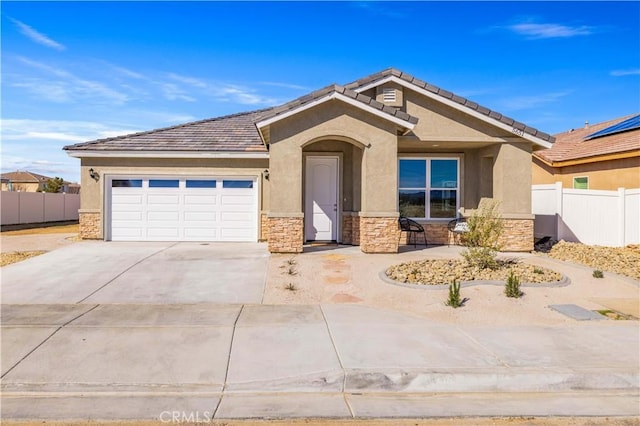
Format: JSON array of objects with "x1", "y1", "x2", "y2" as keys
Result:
[
  {"x1": 359, "y1": 216, "x2": 399, "y2": 253},
  {"x1": 267, "y1": 215, "x2": 303, "y2": 253},
  {"x1": 341, "y1": 213, "x2": 353, "y2": 245},
  {"x1": 259, "y1": 212, "x2": 269, "y2": 241},
  {"x1": 79, "y1": 209, "x2": 102, "y2": 239},
  {"x1": 352, "y1": 216, "x2": 360, "y2": 245},
  {"x1": 500, "y1": 218, "x2": 534, "y2": 252}
]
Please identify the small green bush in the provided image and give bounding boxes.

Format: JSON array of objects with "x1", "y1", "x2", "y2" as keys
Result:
[
  {"x1": 461, "y1": 199, "x2": 504, "y2": 270},
  {"x1": 533, "y1": 267, "x2": 544, "y2": 274},
  {"x1": 445, "y1": 279, "x2": 465, "y2": 308},
  {"x1": 505, "y1": 271, "x2": 523, "y2": 298},
  {"x1": 592, "y1": 269, "x2": 604, "y2": 278}
]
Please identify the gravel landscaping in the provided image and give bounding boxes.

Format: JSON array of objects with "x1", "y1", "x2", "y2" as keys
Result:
[
  {"x1": 386, "y1": 258, "x2": 563, "y2": 286},
  {"x1": 0, "y1": 251, "x2": 46, "y2": 267},
  {"x1": 548, "y1": 241, "x2": 640, "y2": 281}
]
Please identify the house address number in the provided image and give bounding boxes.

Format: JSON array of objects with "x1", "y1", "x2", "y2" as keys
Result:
[{"x1": 512, "y1": 127, "x2": 525, "y2": 136}]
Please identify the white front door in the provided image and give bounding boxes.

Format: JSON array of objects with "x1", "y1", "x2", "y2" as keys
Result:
[{"x1": 305, "y1": 156, "x2": 338, "y2": 241}]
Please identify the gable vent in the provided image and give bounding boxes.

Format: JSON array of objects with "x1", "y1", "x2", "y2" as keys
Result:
[{"x1": 382, "y1": 87, "x2": 396, "y2": 103}]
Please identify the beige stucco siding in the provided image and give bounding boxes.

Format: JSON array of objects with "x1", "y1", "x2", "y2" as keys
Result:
[
  {"x1": 532, "y1": 156, "x2": 640, "y2": 190},
  {"x1": 493, "y1": 142, "x2": 533, "y2": 215},
  {"x1": 404, "y1": 89, "x2": 514, "y2": 141},
  {"x1": 80, "y1": 157, "x2": 269, "y2": 214},
  {"x1": 268, "y1": 100, "x2": 399, "y2": 214},
  {"x1": 1, "y1": 182, "x2": 42, "y2": 192}
]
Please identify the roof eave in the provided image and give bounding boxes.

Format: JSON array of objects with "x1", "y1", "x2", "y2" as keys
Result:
[
  {"x1": 354, "y1": 75, "x2": 554, "y2": 149},
  {"x1": 65, "y1": 150, "x2": 270, "y2": 159}
]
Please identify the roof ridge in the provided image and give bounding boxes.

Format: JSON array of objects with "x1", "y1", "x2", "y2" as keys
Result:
[
  {"x1": 64, "y1": 107, "x2": 275, "y2": 150},
  {"x1": 256, "y1": 81, "x2": 418, "y2": 125},
  {"x1": 344, "y1": 68, "x2": 554, "y2": 143}
]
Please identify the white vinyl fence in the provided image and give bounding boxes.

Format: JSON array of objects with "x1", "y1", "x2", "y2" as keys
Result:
[
  {"x1": 532, "y1": 182, "x2": 640, "y2": 247},
  {"x1": 1, "y1": 191, "x2": 80, "y2": 226}
]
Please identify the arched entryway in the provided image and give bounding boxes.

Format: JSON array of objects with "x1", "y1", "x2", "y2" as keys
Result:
[{"x1": 302, "y1": 138, "x2": 364, "y2": 244}]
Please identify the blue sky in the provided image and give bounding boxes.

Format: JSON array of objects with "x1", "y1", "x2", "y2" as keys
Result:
[{"x1": 2, "y1": 1, "x2": 639, "y2": 183}]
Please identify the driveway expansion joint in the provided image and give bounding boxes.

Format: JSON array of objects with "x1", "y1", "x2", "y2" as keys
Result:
[
  {"x1": 1, "y1": 304, "x2": 100, "y2": 379},
  {"x1": 75, "y1": 242, "x2": 179, "y2": 303}
]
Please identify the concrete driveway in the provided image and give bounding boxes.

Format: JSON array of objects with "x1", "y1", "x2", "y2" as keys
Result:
[{"x1": 1, "y1": 241, "x2": 269, "y2": 304}]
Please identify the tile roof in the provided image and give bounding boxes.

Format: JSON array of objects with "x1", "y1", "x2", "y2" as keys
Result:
[
  {"x1": 64, "y1": 68, "x2": 554, "y2": 153},
  {"x1": 0, "y1": 171, "x2": 53, "y2": 183},
  {"x1": 534, "y1": 114, "x2": 640, "y2": 164},
  {"x1": 64, "y1": 109, "x2": 272, "y2": 152},
  {"x1": 256, "y1": 83, "x2": 418, "y2": 125},
  {"x1": 345, "y1": 68, "x2": 555, "y2": 143}
]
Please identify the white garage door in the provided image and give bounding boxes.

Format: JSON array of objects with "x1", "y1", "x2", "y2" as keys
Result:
[{"x1": 109, "y1": 177, "x2": 257, "y2": 242}]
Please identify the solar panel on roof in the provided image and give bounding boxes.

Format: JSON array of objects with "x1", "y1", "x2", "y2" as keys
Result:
[{"x1": 584, "y1": 114, "x2": 640, "y2": 140}]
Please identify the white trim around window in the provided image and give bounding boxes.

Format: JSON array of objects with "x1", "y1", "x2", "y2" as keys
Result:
[{"x1": 398, "y1": 156, "x2": 461, "y2": 220}]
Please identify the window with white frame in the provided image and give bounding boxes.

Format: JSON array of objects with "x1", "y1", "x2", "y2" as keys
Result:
[{"x1": 398, "y1": 158, "x2": 459, "y2": 219}]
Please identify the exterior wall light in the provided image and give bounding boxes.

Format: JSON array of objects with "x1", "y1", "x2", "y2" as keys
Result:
[
  {"x1": 263, "y1": 169, "x2": 270, "y2": 180},
  {"x1": 89, "y1": 168, "x2": 100, "y2": 181}
]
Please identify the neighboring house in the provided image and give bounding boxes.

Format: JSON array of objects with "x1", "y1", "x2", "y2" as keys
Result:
[
  {"x1": 0, "y1": 170, "x2": 80, "y2": 193},
  {"x1": 1, "y1": 170, "x2": 52, "y2": 192},
  {"x1": 532, "y1": 114, "x2": 640, "y2": 190},
  {"x1": 64, "y1": 68, "x2": 555, "y2": 253}
]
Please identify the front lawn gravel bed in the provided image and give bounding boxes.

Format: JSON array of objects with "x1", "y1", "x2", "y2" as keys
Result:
[
  {"x1": 1, "y1": 251, "x2": 46, "y2": 267},
  {"x1": 548, "y1": 241, "x2": 640, "y2": 281},
  {"x1": 386, "y1": 259, "x2": 563, "y2": 286}
]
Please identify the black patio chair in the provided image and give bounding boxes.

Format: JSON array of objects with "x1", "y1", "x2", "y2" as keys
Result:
[
  {"x1": 398, "y1": 217, "x2": 427, "y2": 248},
  {"x1": 447, "y1": 217, "x2": 468, "y2": 246}
]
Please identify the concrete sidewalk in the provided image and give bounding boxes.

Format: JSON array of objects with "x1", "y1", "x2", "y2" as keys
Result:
[{"x1": 2, "y1": 303, "x2": 638, "y2": 420}]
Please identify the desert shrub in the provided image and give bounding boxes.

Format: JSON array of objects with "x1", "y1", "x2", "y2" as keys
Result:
[
  {"x1": 505, "y1": 270, "x2": 523, "y2": 298},
  {"x1": 592, "y1": 269, "x2": 604, "y2": 278},
  {"x1": 445, "y1": 279, "x2": 465, "y2": 308},
  {"x1": 461, "y1": 199, "x2": 504, "y2": 270}
]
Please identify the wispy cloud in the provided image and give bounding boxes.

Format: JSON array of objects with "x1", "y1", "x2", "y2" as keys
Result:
[
  {"x1": 165, "y1": 72, "x2": 279, "y2": 105},
  {"x1": 168, "y1": 73, "x2": 208, "y2": 88},
  {"x1": 159, "y1": 83, "x2": 197, "y2": 102},
  {"x1": 498, "y1": 91, "x2": 570, "y2": 111},
  {"x1": 259, "y1": 81, "x2": 311, "y2": 91},
  {"x1": 610, "y1": 69, "x2": 640, "y2": 77},
  {"x1": 1, "y1": 119, "x2": 141, "y2": 142},
  {"x1": 501, "y1": 20, "x2": 595, "y2": 39},
  {"x1": 15, "y1": 57, "x2": 130, "y2": 105},
  {"x1": 10, "y1": 18, "x2": 65, "y2": 50},
  {"x1": 0, "y1": 119, "x2": 142, "y2": 181}
]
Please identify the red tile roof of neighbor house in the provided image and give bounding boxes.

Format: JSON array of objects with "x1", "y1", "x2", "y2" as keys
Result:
[
  {"x1": 534, "y1": 113, "x2": 640, "y2": 164},
  {"x1": 64, "y1": 68, "x2": 553, "y2": 153}
]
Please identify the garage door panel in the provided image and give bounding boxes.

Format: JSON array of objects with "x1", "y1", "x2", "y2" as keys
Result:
[
  {"x1": 148, "y1": 194, "x2": 180, "y2": 204},
  {"x1": 110, "y1": 177, "x2": 256, "y2": 242},
  {"x1": 111, "y1": 227, "x2": 144, "y2": 239},
  {"x1": 221, "y1": 194, "x2": 253, "y2": 205},
  {"x1": 184, "y1": 211, "x2": 216, "y2": 222},
  {"x1": 112, "y1": 211, "x2": 143, "y2": 221},
  {"x1": 184, "y1": 194, "x2": 217, "y2": 205},
  {"x1": 147, "y1": 228, "x2": 180, "y2": 238},
  {"x1": 147, "y1": 211, "x2": 180, "y2": 221},
  {"x1": 221, "y1": 211, "x2": 252, "y2": 222},
  {"x1": 111, "y1": 194, "x2": 144, "y2": 205}
]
